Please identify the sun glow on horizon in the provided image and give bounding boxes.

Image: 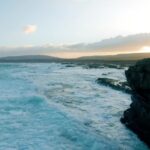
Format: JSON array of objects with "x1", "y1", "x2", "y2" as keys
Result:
[{"x1": 139, "y1": 46, "x2": 150, "y2": 53}]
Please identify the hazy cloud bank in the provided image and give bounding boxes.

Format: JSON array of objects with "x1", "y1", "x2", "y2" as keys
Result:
[{"x1": 0, "y1": 33, "x2": 150, "y2": 58}]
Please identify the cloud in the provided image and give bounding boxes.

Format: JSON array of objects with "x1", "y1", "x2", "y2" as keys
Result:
[
  {"x1": 23, "y1": 25, "x2": 37, "y2": 34},
  {"x1": 67, "y1": 33, "x2": 150, "y2": 52},
  {"x1": 0, "y1": 33, "x2": 150, "y2": 58}
]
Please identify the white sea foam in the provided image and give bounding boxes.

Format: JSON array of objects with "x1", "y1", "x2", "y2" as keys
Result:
[{"x1": 0, "y1": 63, "x2": 148, "y2": 150}]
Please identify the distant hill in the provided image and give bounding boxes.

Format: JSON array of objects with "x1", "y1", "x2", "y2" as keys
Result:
[
  {"x1": 0, "y1": 55, "x2": 62, "y2": 62},
  {"x1": 78, "y1": 53, "x2": 150, "y2": 61},
  {"x1": 0, "y1": 55, "x2": 63, "y2": 62},
  {"x1": 0, "y1": 53, "x2": 150, "y2": 63}
]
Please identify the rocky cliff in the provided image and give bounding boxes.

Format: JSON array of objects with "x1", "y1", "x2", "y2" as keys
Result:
[{"x1": 121, "y1": 58, "x2": 150, "y2": 147}]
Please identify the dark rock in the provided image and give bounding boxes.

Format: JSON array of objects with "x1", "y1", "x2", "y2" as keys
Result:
[
  {"x1": 83, "y1": 63, "x2": 105, "y2": 69},
  {"x1": 96, "y1": 77, "x2": 131, "y2": 94},
  {"x1": 104, "y1": 64, "x2": 124, "y2": 69},
  {"x1": 83, "y1": 63, "x2": 125, "y2": 69},
  {"x1": 121, "y1": 58, "x2": 150, "y2": 147},
  {"x1": 102, "y1": 72, "x2": 112, "y2": 76},
  {"x1": 65, "y1": 64, "x2": 76, "y2": 67},
  {"x1": 125, "y1": 59, "x2": 150, "y2": 100}
]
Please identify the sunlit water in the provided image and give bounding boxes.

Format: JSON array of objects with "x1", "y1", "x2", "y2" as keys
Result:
[{"x1": 0, "y1": 63, "x2": 148, "y2": 150}]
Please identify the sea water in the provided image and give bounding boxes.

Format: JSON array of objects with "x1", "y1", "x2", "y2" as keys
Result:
[{"x1": 0, "y1": 63, "x2": 148, "y2": 150}]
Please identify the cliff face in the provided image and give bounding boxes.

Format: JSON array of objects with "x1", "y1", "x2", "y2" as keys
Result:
[{"x1": 121, "y1": 58, "x2": 150, "y2": 147}]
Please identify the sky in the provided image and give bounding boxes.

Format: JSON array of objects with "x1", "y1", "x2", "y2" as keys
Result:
[{"x1": 0, "y1": 0, "x2": 150, "y2": 58}]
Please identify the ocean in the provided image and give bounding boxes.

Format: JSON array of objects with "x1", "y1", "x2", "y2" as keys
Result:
[{"x1": 0, "y1": 63, "x2": 148, "y2": 150}]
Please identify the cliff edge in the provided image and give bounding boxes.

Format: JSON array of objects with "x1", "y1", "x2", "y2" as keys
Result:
[{"x1": 121, "y1": 58, "x2": 150, "y2": 147}]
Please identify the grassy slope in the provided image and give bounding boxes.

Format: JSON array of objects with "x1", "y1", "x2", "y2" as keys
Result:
[{"x1": 78, "y1": 53, "x2": 150, "y2": 61}]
